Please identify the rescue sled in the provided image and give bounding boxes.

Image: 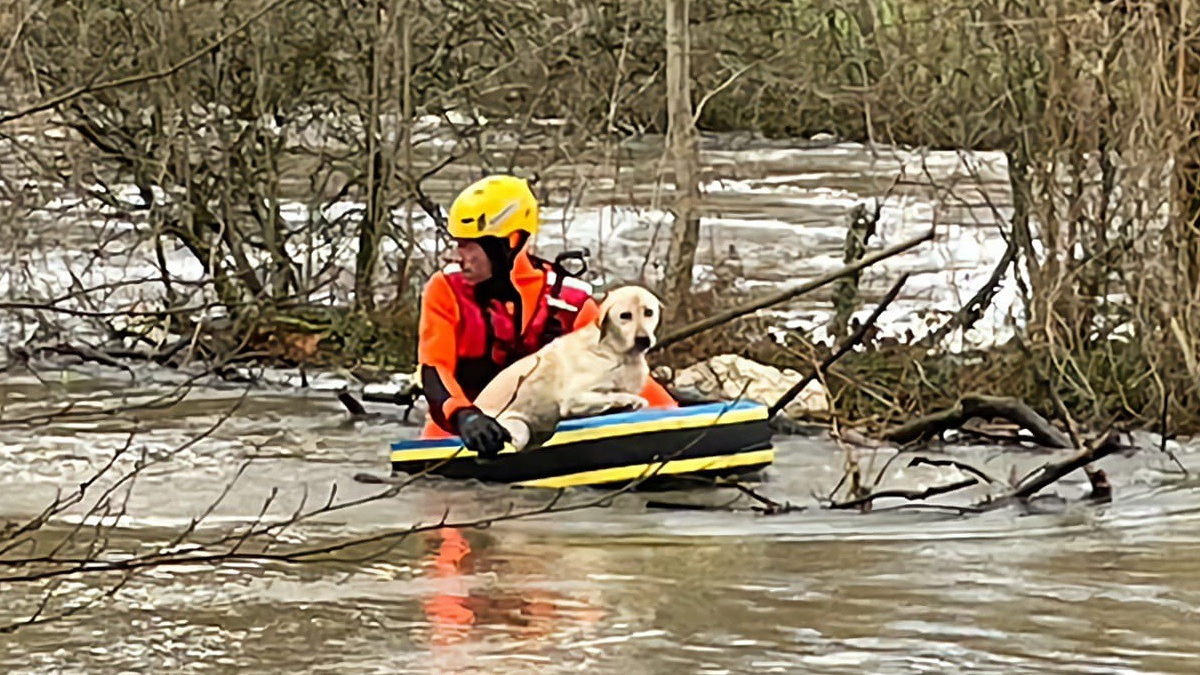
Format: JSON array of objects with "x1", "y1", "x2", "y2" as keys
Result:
[{"x1": 388, "y1": 399, "x2": 775, "y2": 489}]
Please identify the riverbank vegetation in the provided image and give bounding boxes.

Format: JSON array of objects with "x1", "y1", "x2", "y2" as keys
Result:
[{"x1": 2, "y1": 0, "x2": 1199, "y2": 437}]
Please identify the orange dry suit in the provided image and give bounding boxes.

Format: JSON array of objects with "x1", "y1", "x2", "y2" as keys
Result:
[{"x1": 418, "y1": 249, "x2": 677, "y2": 439}]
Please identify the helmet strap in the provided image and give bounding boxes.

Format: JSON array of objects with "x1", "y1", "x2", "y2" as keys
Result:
[{"x1": 510, "y1": 231, "x2": 530, "y2": 255}]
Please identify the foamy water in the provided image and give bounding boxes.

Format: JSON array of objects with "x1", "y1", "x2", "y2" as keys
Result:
[{"x1": 1, "y1": 137, "x2": 1026, "y2": 371}]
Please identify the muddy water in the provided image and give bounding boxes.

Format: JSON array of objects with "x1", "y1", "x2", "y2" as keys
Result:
[
  {"x1": 2, "y1": 135, "x2": 1199, "y2": 672},
  {"x1": 1, "y1": 374, "x2": 1199, "y2": 674}
]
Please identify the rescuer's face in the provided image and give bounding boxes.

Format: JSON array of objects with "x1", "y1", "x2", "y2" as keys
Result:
[{"x1": 455, "y1": 239, "x2": 493, "y2": 284}]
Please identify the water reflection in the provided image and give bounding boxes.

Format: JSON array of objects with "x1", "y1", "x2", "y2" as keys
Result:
[
  {"x1": 4, "y1": 502, "x2": 1200, "y2": 674},
  {"x1": 421, "y1": 527, "x2": 477, "y2": 647},
  {"x1": 399, "y1": 528, "x2": 1200, "y2": 675},
  {"x1": 417, "y1": 527, "x2": 608, "y2": 655}
]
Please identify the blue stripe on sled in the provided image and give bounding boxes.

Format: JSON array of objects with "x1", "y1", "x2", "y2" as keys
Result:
[{"x1": 389, "y1": 399, "x2": 766, "y2": 451}]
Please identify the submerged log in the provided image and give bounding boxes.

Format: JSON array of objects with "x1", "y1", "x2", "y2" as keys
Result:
[
  {"x1": 828, "y1": 478, "x2": 980, "y2": 511},
  {"x1": 881, "y1": 394, "x2": 1074, "y2": 449},
  {"x1": 1005, "y1": 430, "x2": 1131, "y2": 501}
]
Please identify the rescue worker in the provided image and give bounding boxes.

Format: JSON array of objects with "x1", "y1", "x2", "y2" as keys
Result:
[{"x1": 417, "y1": 174, "x2": 677, "y2": 456}]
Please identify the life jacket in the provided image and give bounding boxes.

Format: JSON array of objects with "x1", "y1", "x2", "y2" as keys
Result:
[{"x1": 442, "y1": 258, "x2": 594, "y2": 371}]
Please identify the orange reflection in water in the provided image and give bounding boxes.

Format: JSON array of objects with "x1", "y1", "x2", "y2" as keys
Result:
[
  {"x1": 419, "y1": 526, "x2": 608, "y2": 650},
  {"x1": 422, "y1": 527, "x2": 477, "y2": 646}
]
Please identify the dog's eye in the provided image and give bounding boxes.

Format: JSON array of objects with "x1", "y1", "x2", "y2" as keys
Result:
[
  {"x1": 643, "y1": 308, "x2": 654, "y2": 318},
  {"x1": 618, "y1": 311, "x2": 633, "y2": 321}
]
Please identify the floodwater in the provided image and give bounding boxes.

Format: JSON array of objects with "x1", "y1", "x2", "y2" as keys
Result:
[
  {"x1": 1, "y1": 374, "x2": 1197, "y2": 674},
  {"x1": 2, "y1": 135, "x2": 1198, "y2": 673},
  {"x1": 0, "y1": 133, "x2": 1018, "y2": 355}
]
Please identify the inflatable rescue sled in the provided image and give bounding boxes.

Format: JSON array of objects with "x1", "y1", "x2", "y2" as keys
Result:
[{"x1": 389, "y1": 399, "x2": 775, "y2": 489}]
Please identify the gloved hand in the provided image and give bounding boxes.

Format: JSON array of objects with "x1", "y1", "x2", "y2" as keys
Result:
[{"x1": 452, "y1": 407, "x2": 511, "y2": 459}]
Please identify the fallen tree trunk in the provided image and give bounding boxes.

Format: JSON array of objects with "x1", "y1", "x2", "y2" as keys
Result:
[{"x1": 881, "y1": 394, "x2": 1074, "y2": 449}]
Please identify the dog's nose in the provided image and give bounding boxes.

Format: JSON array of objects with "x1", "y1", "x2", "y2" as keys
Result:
[{"x1": 633, "y1": 335, "x2": 652, "y2": 351}]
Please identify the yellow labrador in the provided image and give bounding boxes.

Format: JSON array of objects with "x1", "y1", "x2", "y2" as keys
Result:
[{"x1": 470, "y1": 285, "x2": 662, "y2": 452}]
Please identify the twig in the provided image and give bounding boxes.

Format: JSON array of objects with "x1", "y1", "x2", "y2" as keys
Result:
[
  {"x1": 906, "y1": 456, "x2": 1001, "y2": 485},
  {"x1": 1048, "y1": 382, "x2": 1084, "y2": 450},
  {"x1": 828, "y1": 478, "x2": 980, "y2": 511},
  {"x1": 1158, "y1": 384, "x2": 1188, "y2": 474},
  {"x1": 921, "y1": 239, "x2": 1018, "y2": 349},
  {"x1": 714, "y1": 479, "x2": 796, "y2": 515}
]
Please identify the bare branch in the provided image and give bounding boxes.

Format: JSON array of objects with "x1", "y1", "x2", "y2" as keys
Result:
[{"x1": 0, "y1": 0, "x2": 301, "y2": 125}]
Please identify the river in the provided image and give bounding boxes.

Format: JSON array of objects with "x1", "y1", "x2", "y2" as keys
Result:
[
  {"x1": 1, "y1": 374, "x2": 1197, "y2": 674},
  {"x1": 2, "y1": 136, "x2": 1197, "y2": 673}
]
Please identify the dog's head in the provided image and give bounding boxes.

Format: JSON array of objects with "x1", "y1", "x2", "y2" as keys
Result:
[{"x1": 596, "y1": 285, "x2": 662, "y2": 354}]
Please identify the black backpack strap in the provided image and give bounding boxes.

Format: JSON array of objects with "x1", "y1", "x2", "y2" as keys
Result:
[{"x1": 532, "y1": 248, "x2": 591, "y2": 298}]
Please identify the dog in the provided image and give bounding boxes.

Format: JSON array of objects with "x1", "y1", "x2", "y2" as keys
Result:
[{"x1": 469, "y1": 284, "x2": 663, "y2": 452}]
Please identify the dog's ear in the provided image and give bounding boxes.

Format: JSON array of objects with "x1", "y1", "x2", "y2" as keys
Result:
[{"x1": 596, "y1": 304, "x2": 612, "y2": 342}]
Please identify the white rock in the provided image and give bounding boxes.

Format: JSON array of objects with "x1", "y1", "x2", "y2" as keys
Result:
[{"x1": 673, "y1": 354, "x2": 829, "y2": 416}]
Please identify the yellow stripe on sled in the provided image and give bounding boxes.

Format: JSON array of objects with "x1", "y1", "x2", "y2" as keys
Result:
[
  {"x1": 545, "y1": 406, "x2": 766, "y2": 446},
  {"x1": 389, "y1": 406, "x2": 768, "y2": 463},
  {"x1": 513, "y1": 448, "x2": 776, "y2": 489}
]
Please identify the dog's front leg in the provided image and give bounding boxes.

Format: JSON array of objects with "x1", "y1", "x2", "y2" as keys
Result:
[
  {"x1": 495, "y1": 414, "x2": 532, "y2": 453},
  {"x1": 560, "y1": 392, "x2": 649, "y2": 419}
]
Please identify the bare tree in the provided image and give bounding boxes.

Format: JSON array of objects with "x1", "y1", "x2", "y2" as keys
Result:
[{"x1": 660, "y1": 0, "x2": 702, "y2": 327}]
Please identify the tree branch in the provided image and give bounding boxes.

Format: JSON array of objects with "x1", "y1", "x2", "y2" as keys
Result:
[
  {"x1": 0, "y1": 0, "x2": 299, "y2": 125},
  {"x1": 654, "y1": 228, "x2": 935, "y2": 351},
  {"x1": 882, "y1": 394, "x2": 1074, "y2": 449}
]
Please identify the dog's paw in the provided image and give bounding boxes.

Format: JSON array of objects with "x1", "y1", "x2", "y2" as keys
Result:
[
  {"x1": 561, "y1": 392, "x2": 651, "y2": 419},
  {"x1": 606, "y1": 394, "x2": 648, "y2": 413}
]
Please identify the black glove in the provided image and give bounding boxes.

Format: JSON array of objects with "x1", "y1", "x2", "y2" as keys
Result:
[{"x1": 452, "y1": 407, "x2": 511, "y2": 459}]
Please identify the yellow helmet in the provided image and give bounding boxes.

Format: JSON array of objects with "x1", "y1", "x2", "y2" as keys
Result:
[{"x1": 446, "y1": 174, "x2": 540, "y2": 240}]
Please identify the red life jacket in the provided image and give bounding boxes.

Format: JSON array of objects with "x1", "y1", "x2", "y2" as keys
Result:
[{"x1": 443, "y1": 262, "x2": 594, "y2": 369}]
